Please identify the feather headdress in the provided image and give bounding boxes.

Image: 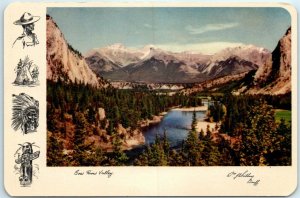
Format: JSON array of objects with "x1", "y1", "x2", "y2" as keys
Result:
[{"x1": 12, "y1": 93, "x2": 39, "y2": 133}]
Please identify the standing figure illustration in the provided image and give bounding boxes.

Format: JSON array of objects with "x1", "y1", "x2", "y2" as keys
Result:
[
  {"x1": 15, "y1": 142, "x2": 40, "y2": 186},
  {"x1": 13, "y1": 12, "x2": 40, "y2": 48}
]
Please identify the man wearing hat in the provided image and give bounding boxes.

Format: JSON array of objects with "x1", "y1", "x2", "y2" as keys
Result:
[{"x1": 13, "y1": 12, "x2": 40, "y2": 48}]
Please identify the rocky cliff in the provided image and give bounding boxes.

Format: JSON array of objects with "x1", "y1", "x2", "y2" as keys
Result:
[
  {"x1": 47, "y1": 15, "x2": 103, "y2": 87},
  {"x1": 247, "y1": 27, "x2": 291, "y2": 94}
]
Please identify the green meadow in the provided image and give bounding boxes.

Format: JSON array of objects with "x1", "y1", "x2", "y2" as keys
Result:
[{"x1": 275, "y1": 109, "x2": 291, "y2": 123}]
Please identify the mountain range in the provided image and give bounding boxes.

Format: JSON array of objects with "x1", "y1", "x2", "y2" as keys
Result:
[
  {"x1": 85, "y1": 44, "x2": 270, "y2": 83},
  {"x1": 46, "y1": 15, "x2": 291, "y2": 95},
  {"x1": 185, "y1": 27, "x2": 291, "y2": 95}
]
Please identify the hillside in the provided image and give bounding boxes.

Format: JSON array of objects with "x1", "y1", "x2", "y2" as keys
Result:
[
  {"x1": 246, "y1": 27, "x2": 291, "y2": 94},
  {"x1": 46, "y1": 15, "x2": 104, "y2": 87}
]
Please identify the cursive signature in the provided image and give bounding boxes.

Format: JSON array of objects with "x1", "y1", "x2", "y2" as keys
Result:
[{"x1": 227, "y1": 170, "x2": 260, "y2": 186}]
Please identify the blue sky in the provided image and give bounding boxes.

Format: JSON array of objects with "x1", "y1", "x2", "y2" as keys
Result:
[{"x1": 47, "y1": 7, "x2": 291, "y2": 54}]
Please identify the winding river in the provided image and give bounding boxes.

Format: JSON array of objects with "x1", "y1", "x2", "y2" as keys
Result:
[{"x1": 143, "y1": 109, "x2": 206, "y2": 146}]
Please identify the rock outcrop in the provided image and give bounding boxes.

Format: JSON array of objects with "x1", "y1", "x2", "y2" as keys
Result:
[
  {"x1": 247, "y1": 27, "x2": 291, "y2": 95},
  {"x1": 47, "y1": 15, "x2": 103, "y2": 87}
]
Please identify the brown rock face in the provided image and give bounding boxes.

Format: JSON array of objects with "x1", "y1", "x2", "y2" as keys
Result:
[
  {"x1": 46, "y1": 15, "x2": 103, "y2": 87},
  {"x1": 248, "y1": 27, "x2": 291, "y2": 95}
]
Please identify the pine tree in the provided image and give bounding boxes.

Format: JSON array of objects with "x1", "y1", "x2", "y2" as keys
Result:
[
  {"x1": 47, "y1": 134, "x2": 65, "y2": 166},
  {"x1": 168, "y1": 149, "x2": 186, "y2": 166},
  {"x1": 201, "y1": 129, "x2": 221, "y2": 165},
  {"x1": 239, "y1": 100, "x2": 277, "y2": 166},
  {"x1": 135, "y1": 133, "x2": 170, "y2": 166},
  {"x1": 265, "y1": 119, "x2": 291, "y2": 165},
  {"x1": 72, "y1": 112, "x2": 90, "y2": 166},
  {"x1": 111, "y1": 133, "x2": 128, "y2": 166},
  {"x1": 184, "y1": 110, "x2": 202, "y2": 166},
  {"x1": 162, "y1": 129, "x2": 170, "y2": 160}
]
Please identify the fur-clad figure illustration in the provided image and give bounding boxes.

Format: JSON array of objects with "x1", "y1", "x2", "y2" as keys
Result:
[
  {"x1": 13, "y1": 12, "x2": 40, "y2": 48},
  {"x1": 12, "y1": 93, "x2": 39, "y2": 134},
  {"x1": 15, "y1": 142, "x2": 40, "y2": 186}
]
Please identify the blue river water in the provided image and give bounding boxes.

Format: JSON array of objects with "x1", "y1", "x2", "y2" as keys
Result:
[{"x1": 143, "y1": 110, "x2": 206, "y2": 146}]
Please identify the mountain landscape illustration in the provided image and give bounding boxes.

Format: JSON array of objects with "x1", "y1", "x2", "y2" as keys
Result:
[
  {"x1": 47, "y1": 15, "x2": 291, "y2": 95},
  {"x1": 46, "y1": 9, "x2": 292, "y2": 168},
  {"x1": 186, "y1": 27, "x2": 291, "y2": 95},
  {"x1": 85, "y1": 43, "x2": 271, "y2": 84}
]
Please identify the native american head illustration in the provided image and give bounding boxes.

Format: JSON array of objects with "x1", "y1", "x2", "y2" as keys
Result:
[{"x1": 12, "y1": 93, "x2": 39, "y2": 134}]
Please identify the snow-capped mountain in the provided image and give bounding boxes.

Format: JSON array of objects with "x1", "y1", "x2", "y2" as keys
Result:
[
  {"x1": 85, "y1": 44, "x2": 146, "y2": 67},
  {"x1": 46, "y1": 15, "x2": 103, "y2": 87},
  {"x1": 186, "y1": 27, "x2": 292, "y2": 95},
  {"x1": 85, "y1": 43, "x2": 270, "y2": 83},
  {"x1": 46, "y1": 15, "x2": 290, "y2": 94},
  {"x1": 173, "y1": 51, "x2": 211, "y2": 68},
  {"x1": 124, "y1": 53, "x2": 208, "y2": 83},
  {"x1": 85, "y1": 51, "x2": 121, "y2": 73},
  {"x1": 202, "y1": 45, "x2": 271, "y2": 77},
  {"x1": 203, "y1": 56, "x2": 259, "y2": 78}
]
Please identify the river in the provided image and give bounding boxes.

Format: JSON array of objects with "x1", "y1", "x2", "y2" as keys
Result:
[{"x1": 143, "y1": 109, "x2": 207, "y2": 146}]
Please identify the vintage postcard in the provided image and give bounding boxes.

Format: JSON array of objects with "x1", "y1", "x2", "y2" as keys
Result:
[{"x1": 3, "y1": 2, "x2": 297, "y2": 196}]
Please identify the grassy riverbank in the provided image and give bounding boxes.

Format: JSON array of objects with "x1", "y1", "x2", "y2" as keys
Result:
[{"x1": 275, "y1": 109, "x2": 291, "y2": 123}]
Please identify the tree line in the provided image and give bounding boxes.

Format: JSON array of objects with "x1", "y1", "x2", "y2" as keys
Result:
[
  {"x1": 47, "y1": 80, "x2": 202, "y2": 166},
  {"x1": 134, "y1": 97, "x2": 291, "y2": 166},
  {"x1": 47, "y1": 80, "x2": 291, "y2": 166}
]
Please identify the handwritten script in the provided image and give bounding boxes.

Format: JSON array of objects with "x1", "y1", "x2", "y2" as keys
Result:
[
  {"x1": 74, "y1": 169, "x2": 113, "y2": 178},
  {"x1": 227, "y1": 170, "x2": 260, "y2": 186}
]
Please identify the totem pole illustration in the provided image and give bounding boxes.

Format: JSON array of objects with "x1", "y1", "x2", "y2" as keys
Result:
[{"x1": 15, "y1": 142, "x2": 40, "y2": 186}]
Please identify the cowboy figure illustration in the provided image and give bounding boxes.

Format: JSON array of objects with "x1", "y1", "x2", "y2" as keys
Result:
[
  {"x1": 13, "y1": 12, "x2": 40, "y2": 48},
  {"x1": 15, "y1": 142, "x2": 40, "y2": 186}
]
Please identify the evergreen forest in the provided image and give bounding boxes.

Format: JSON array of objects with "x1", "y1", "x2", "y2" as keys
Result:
[{"x1": 47, "y1": 80, "x2": 291, "y2": 166}]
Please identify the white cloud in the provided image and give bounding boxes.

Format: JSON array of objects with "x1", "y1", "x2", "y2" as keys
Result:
[
  {"x1": 186, "y1": 22, "x2": 239, "y2": 35},
  {"x1": 155, "y1": 41, "x2": 246, "y2": 54}
]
